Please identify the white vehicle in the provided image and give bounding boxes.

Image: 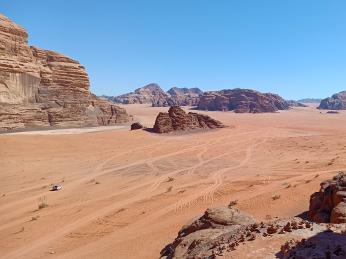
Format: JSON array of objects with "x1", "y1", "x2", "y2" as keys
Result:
[{"x1": 51, "y1": 184, "x2": 62, "y2": 191}]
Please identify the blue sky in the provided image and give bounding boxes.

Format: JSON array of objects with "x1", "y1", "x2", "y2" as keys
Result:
[{"x1": 2, "y1": 0, "x2": 346, "y2": 99}]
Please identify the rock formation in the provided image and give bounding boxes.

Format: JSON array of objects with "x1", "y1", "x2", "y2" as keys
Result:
[
  {"x1": 319, "y1": 91, "x2": 346, "y2": 110},
  {"x1": 130, "y1": 122, "x2": 144, "y2": 130},
  {"x1": 164, "y1": 87, "x2": 202, "y2": 106},
  {"x1": 286, "y1": 100, "x2": 308, "y2": 107},
  {"x1": 111, "y1": 85, "x2": 203, "y2": 107},
  {"x1": 153, "y1": 106, "x2": 225, "y2": 133},
  {"x1": 0, "y1": 14, "x2": 129, "y2": 132},
  {"x1": 160, "y1": 205, "x2": 329, "y2": 259},
  {"x1": 197, "y1": 89, "x2": 290, "y2": 113},
  {"x1": 113, "y1": 83, "x2": 170, "y2": 106},
  {"x1": 309, "y1": 172, "x2": 346, "y2": 223}
]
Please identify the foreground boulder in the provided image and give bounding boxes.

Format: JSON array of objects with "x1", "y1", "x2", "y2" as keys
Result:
[
  {"x1": 309, "y1": 172, "x2": 346, "y2": 223},
  {"x1": 0, "y1": 14, "x2": 129, "y2": 132},
  {"x1": 197, "y1": 89, "x2": 289, "y2": 113},
  {"x1": 319, "y1": 91, "x2": 346, "y2": 110},
  {"x1": 130, "y1": 122, "x2": 144, "y2": 130},
  {"x1": 153, "y1": 106, "x2": 225, "y2": 133}
]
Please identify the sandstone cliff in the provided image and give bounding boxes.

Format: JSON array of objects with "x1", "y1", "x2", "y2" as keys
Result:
[
  {"x1": 318, "y1": 91, "x2": 346, "y2": 110},
  {"x1": 0, "y1": 14, "x2": 129, "y2": 131},
  {"x1": 197, "y1": 89, "x2": 290, "y2": 113}
]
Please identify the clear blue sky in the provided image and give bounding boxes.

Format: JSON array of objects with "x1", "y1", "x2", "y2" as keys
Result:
[{"x1": 2, "y1": 0, "x2": 346, "y2": 99}]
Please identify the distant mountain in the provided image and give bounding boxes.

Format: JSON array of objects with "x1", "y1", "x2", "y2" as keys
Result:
[
  {"x1": 286, "y1": 100, "x2": 308, "y2": 107},
  {"x1": 164, "y1": 87, "x2": 203, "y2": 106},
  {"x1": 110, "y1": 84, "x2": 204, "y2": 107},
  {"x1": 318, "y1": 91, "x2": 346, "y2": 110},
  {"x1": 197, "y1": 89, "x2": 290, "y2": 113},
  {"x1": 297, "y1": 98, "x2": 322, "y2": 104}
]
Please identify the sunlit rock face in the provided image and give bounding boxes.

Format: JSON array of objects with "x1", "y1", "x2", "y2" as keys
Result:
[{"x1": 0, "y1": 14, "x2": 129, "y2": 131}]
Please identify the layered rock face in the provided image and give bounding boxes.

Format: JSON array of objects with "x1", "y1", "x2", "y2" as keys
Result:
[
  {"x1": 112, "y1": 84, "x2": 203, "y2": 107},
  {"x1": 197, "y1": 89, "x2": 289, "y2": 113},
  {"x1": 309, "y1": 172, "x2": 346, "y2": 223},
  {"x1": 318, "y1": 91, "x2": 346, "y2": 110},
  {"x1": 113, "y1": 83, "x2": 170, "y2": 105},
  {"x1": 0, "y1": 14, "x2": 129, "y2": 131},
  {"x1": 153, "y1": 106, "x2": 225, "y2": 133}
]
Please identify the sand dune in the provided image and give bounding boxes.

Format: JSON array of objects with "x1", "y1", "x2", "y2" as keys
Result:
[{"x1": 1, "y1": 105, "x2": 346, "y2": 258}]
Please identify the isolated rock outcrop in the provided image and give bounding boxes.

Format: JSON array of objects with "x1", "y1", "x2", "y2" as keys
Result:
[
  {"x1": 160, "y1": 205, "x2": 329, "y2": 259},
  {"x1": 153, "y1": 106, "x2": 225, "y2": 133},
  {"x1": 130, "y1": 122, "x2": 144, "y2": 130},
  {"x1": 319, "y1": 91, "x2": 346, "y2": 110},
  {"x1": 0, "y1": 14, "x2": 129, "y2": 131},
  {"x1": 309, "y1": 172, "x2": 346, "y2": 223},
  {"x1": 197, "y1": 89, "x2": 289, "y2": 113}
]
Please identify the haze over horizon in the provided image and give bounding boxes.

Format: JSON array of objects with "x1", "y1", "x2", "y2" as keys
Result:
[{"x1": 2, "y1": 0, "x2": 346, "y2": 100}]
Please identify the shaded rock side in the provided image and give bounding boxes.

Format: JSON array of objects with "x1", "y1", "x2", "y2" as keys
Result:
[
  {"x1": 0, "y1": 14, "x2": 129, "y2": 131},
  {"x1": 197, "y1": 88, "x2": 289, "y2": 113},
  {"x1": 309, "y1": 172, "x2": 346, "y2": 223},
  {"x1": 318, "y1": 91, "x2": 346, "y2": 110},
  {"x1": 153, "y1": 106, "x2": 225, "y2": 133}
]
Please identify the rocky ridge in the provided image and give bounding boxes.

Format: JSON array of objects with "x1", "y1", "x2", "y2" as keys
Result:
[
  {"x1": 319, "y1": 91, "x2": 346, "y2": 110},
  {"x1": 160, "y1": 173, "x2": 346, "y2": 259},
  {"x1": 153, "y1": 106, "x2": 225, "y2": 133},
  {"x1": 0, "y1": 14, "x2": 129, "y2": 131},
  {"x1": 110, "y1": 84, "x2": 203, "y2": 107},
  {"x1": 197, "y1": 89, "x2": 290, "y2": 113}
]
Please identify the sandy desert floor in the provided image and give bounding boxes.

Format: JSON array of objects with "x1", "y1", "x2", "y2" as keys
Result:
[{"x1": 1, "y1": 104, "x2": 346, "y2": 259}]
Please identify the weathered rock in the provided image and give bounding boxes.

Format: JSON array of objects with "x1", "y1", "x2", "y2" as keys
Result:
[
  {"x1": 113, "y1": 83, "x2": 170, "y2": 105},
  {"x1": 130, "y1": 122, "x2": 144, "y2": 130},
  {"x1": 197, "y1": 88, "x2": 289, "y2": 113},
  {"x1": 319, "y1": 91, "x2": 346, "y2": 110},
  {"x1": 112, "y1": 85, "x2": 203, "y2": 107},
  {"x1": 164, "y1": 87, "x2": 203, "y2": 106},
  {"x1": 153, "y1": 106, "x2": 225, "y2": 133},
  {"x1": 0, "y1": 14, "x2": 129, "y2": 131},
  {"x1": 309, "y1": 172, "x2": 346, "y2": 223},
  {"x1": 160, "y1": 206, "x2": 255, "y2": 259}
]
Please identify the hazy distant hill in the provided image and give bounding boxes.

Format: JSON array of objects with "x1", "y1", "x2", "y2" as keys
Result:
[{"x1": 297, "y1": 98, "x2": 322, "y2": 103}]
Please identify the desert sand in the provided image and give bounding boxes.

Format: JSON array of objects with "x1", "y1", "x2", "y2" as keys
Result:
[{"x1": 1, "y1": 104, "x2": 346, "y2": 259}]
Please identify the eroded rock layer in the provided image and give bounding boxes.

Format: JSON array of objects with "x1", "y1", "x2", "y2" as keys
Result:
[
  {"x1": 309, "y1": 172, "x2": 346, "y2": 223},
  {"x1": 197, "y1": 88, "x2": 289, "y2": 113},
  {"x1": 153, "y1": 106, "x2": 225, "y2": 133},
  {"x1": 112, "y1": 84, "x2": 203, "y2": 107},
  {"x1": 0, "y1": 14, "x2": 129, "y2": 131}
]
